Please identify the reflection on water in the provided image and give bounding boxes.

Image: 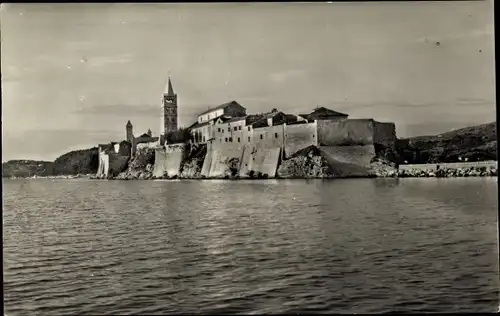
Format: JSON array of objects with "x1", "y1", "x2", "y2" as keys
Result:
[{"x1": 3, "y1": 178, "x2": 498, "y2": 315}]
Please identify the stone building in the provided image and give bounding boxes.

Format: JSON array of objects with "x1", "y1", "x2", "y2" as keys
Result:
[
  {"x1": 126, "y1": 120, "x2": 158, "y2": 156},
  {"x1": 189, "y1": 100, "x2": 247, "y2": 144}
]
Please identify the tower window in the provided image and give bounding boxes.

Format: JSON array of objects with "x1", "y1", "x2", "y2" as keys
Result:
[
  {"x1": 218, "y1": 128, "x2": 220, "y2": 132},
  {"x1": 248, "y1": 127, "x2": 251, "y2": 131},
  {"x1": 248, "y1": 136, "x2": 251, "y2": 142},
  {"x1": 234, "y1": 127, "x2": 237, "y2": 131},
  {"x1": 228, "y1": 127, "x2": 230, "y2": 132},
  {"x1": 275, "y1": 133, "x2": 278, "y2": 138},
  {"x1": 229, "y1": 137, "x2": 233, "y2": 142},
  {"x1": 225, "y1": 137, "x2": 228, "y2": 142},
  {"x1": 238, "y1": 126, "x2": 242, "y2": 130},
  {"x1": 260, "y1": 135, "x2": 263, "y2": 140},
  {"x1": 237, "y1": 137, "x2": 240, "y2": 143}
]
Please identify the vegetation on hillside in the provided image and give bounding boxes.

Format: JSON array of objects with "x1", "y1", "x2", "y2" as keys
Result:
[
  {"x1": 396, "y1": 122, "x2": 496, "y2": 164},
  {"x1": 2, "y1": 160, "x2": 54, "y2": 178},
  {"x1": 52, "y1": 147, "x2": 99, "y2": 175}
]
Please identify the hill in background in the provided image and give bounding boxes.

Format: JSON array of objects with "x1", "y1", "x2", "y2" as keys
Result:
[{"x1": 396, "y1": 122, "x2": 497, "y2": 164}]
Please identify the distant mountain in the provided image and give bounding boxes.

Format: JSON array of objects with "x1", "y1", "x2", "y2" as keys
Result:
[
  {"x1": 396, "y1": 122, "x2": 497, "y2": 164},
  {"x1": 2, "y1": 147, "x2": 99, "y2": 178},
  {"x1": 2, "y1": 160, "x2": 54, "y2": 178}
]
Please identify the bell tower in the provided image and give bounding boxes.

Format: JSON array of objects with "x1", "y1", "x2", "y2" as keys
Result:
[
  {"x1": 162, "y1": 77, "x2": 178, "y2": 137},
  {"x1": 126, "y1": 120, "x2": 133, "y2": 143}
]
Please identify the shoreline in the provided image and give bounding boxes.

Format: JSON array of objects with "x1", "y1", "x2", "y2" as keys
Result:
[
  {"x1": 4, "y1": 161, "x2": 497, "y2": 180},
  {"x1": 5, "y1": 167, "x2": 498, "y2": 180}
]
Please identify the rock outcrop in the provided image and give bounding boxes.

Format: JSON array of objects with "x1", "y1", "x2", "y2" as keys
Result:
[
  {"x1": 277, "y1": 145, "x2": 398, "y2": 179},
  {"x1": 277, "y1": 146, "x2": 336, "y2": 178},
  {"x1": 367, "y1": 158, "x2": 398, "y2": 177},
  {"x1": 115, "y1": 147, "x2": 155, "y2": 180},
  {"x1": 179, "y1": 144, "x2": 207, "y2": 179}
]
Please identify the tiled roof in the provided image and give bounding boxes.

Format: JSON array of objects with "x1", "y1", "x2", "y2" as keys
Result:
[
  {"x1": 246, "y1": 111, "x2": 286, "y2": 127},
  {"x1": 226, "y1": 116, "x2": 247, "y2": 123},
  {"x1": 189, "y1": 121, "x2": 211, "y2": 129},
  {"x1": 309, "y1": 107, "x2": 348, "y2": 117},
  {"x1": 198, "y1": 100, "x2": 244, "y2": 116},
  {"x1": 245, "y1": 114, "x2": 266, "y2": 126},
  {"x1": 216, "y1": 116, "x2": 233, "y2": 123}
]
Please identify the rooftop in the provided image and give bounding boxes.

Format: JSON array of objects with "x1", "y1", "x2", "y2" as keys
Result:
[
  {"x1": 189, "y1": 121, "x2": 212, "y2": 129},
  {"x1": 226, "y1": 116, "x2": 247, "y2": 123},
  {"x1": 308, "y1": 106, "x2": 348, "y2": 117},
  {"x1": 198, "y1": 100, "x2": 244, "y2": 117}
]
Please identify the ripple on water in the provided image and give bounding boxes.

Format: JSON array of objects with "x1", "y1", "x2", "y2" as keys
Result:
[{"x1": 2, "y1": 179, "x2": 499, "y2": 315}]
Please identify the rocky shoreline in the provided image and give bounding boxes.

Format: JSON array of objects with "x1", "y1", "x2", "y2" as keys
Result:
[
  {"x1": 398, "y1": 166, "x2": 497, "y2": 178},
  {"x1": 85, "y1": 165, "x2": 498, "y2": 180},
  {"x1": 8, "y1": 169, "x2": 498, "y2": 181},
  {"x1": 7, "y1": 164, "x2": 497, "y2": 180}
]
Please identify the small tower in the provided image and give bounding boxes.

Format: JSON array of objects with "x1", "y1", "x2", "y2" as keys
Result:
[
  {"x1": 126, "y1": 120, "x2": 133, "y2": 143},
  {"x1": 162, "y1": 77, "x2": 178, "y2": 137}
]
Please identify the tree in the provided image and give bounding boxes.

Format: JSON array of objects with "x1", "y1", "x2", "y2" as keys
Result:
[{"x1": 165, "y1": 127, "x2": 190, "y2": 144}]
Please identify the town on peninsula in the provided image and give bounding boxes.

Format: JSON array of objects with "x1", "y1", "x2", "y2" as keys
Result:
[{"x1": 2, "y1": 78, "x2": 497, "y2": 180}]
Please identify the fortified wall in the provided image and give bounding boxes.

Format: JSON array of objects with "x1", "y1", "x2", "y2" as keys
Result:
[
  {"x1": 96, "y1": 141, "x2": 132, "y2": 178},
  {"x1": 201, "y1": 121, "x2": 317, "y2": 178},
  {"x1": 316, "y1": 119, "x2": 397, "y2": 168},
  {"x1": 153, "y1": 143, "x2": 186, "y2": 178},
  {"x1": 149, "y1": 116, "x2": 397, "y2": 179},
  {"x1": 284, "y1": 122, "x2": 318, "y2": 158}
]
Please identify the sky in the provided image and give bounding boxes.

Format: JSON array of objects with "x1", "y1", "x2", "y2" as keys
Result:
[{"x1": 1, "y1": 2, "x2": 496, "y2": 162}]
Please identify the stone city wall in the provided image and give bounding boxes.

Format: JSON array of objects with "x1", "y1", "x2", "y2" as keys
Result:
[
  {"x1": 284, "y1": 121, "x2": 318, "y2": 158},
  {"x1": 317, "y1": 119, "x2": 374, "y2": 146}
]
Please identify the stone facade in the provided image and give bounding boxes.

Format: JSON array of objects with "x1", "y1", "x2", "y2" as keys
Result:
[
  {"x1": 96, "y1": 141, "x2": 132, "y2": 178},
  {"x1": 190, "y1": 101, "x2": 247, "y2": 144}
]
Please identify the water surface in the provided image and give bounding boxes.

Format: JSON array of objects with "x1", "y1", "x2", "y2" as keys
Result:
[{"x1": 3, "y1": 178, "x2": 499, "y2": 314}]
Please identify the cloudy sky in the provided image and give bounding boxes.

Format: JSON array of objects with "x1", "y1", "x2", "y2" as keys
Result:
[{"x1": 1, "y1": 2, "x2": 495, "y2": 162}]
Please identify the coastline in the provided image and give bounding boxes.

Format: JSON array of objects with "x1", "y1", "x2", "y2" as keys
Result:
[{"x1": 5, "y1": 162, "x2": 497, "y2": 180}]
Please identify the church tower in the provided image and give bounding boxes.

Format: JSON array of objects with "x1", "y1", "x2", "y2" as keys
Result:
[
  {"x1": 126, "y1": 120, "x2": 133, "y2": 143},
  {"x1": 162, "y1": 77, "x2": 178, "y2": 137}
]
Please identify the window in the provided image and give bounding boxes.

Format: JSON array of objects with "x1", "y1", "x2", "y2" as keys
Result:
[
  {"x1": 229, "y1": 137, "x2": 233, "y2": 142},
  {"x1": 260, "y1": 135, "x2": 263, "y2": 140},
  {"x1": 220, "y1": 139, "x2": 222, "y2": 142},
  {"x1": 203, "y1": 136, "x2": 205, "y2": 142},
  {"x1": 225, "y1": 137, "x2": 228, "y2": 142},
  {"x1": 234, "y1": 127, "x2": 237, "y2": 131},
  {"x1": 208, "y1": 114, "x2": 210, "y2": 119},
  {"x1": 248, "y1": 136, "x2": 251, "y2": 142},
  {"x1": 248, "y1": 126, "x2": 251, "y2": 131},
  {"x1": 238, "y1": 126, "x2": 242, "y2": 130},
  {"x1": 237, "y1": 137, "x2": 240, "y2": 143},
  {"x1": 218, "y1": 128, "x2": 220, "y2": 132},
  {"x1": 228, "y1": 127, "x2": 230, "y2": 132},
  {"x1": 275, "y1": 133, "x2": 278, "y2": 138}
]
